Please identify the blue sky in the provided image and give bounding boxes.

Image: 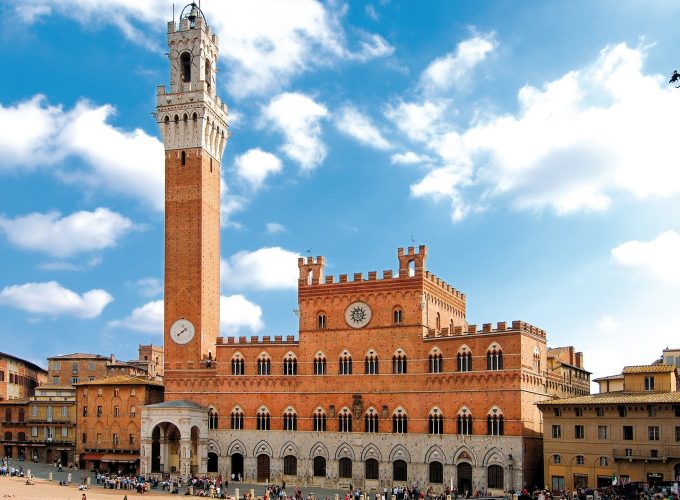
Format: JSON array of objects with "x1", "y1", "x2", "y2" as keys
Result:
[{"x1": 1, "y1": 0, "x2": 679, "y2": 383}]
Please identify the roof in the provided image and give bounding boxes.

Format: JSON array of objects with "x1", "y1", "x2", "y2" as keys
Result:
[
  {"x1": 35, "y1": 384, "x2": 77, "y2": 390},
  {"x1": 0, "y1": 398, "x2": 29, "y2": 405},
  {"x1": 623, "y1": 364, "x2": 677, "y2": 374},
  {"x1": 145, "y1": 400, "x2": 204, "y2": 409},
  {"x1": 48, "y1": 353, "x2": 111, "y2": 361},
  {"x1": 537, "y1": 391, "x2": 680, "y2": 407},
  {"x1": 592, "y1": 374, "x2": 624, "y2": 382},
  {"x1": 73, "y1": 375, "x2": 163, "y2": 387},
  {"x1": 0, "y1": 352, "x2": 47, "y2": 374}
]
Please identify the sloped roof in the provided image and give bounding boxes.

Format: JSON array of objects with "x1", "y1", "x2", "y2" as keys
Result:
[
  {"x1": 623, "y1": 364, "x2": 677, "y2": 374},
  {"x1": 48, "y1": 353, "x2": 110, "y2": 360},
  {"x1": 0, "y1": 352, "x2": 47, "y2": 373},
  {"x1": 73, "y1": 375, "x2": 163, "y2": 387},
  {"x1": 537, "y1": 391, "x2": 680, "y2": 406}
]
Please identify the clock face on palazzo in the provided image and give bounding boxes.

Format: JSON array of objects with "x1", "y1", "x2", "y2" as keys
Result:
[
  {"x1": 345, "y1": 302, "x2": 372, "y2": 328},
  {"x1": 170, "y1": 318, "x2": 196, "y2": 345}
]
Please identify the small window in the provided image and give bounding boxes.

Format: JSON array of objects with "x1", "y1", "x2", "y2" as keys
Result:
[
  {"x1": 551, "y1": 425, "x2": 561, "y2": 439},
  {"x1": 82, "y1": 432, "x2": 87, "y2": 443},
  {"x1": 596, "y1": 407, "x2": 604, "y2": 417},
  {"x1": 675, "y1": 426, "x2": 680, "y2": 442},
  {"x1": 181, "y1": 151, "x2": 186, "y2": 166},
  {"x1": 648, "y1": 426, "x2": 660, "y2": 441},
  {"x1": 650, "y1": 449, "x2": 658, "y2": 458},
  {"x1": 114, "y1": 388, "x2": 119, "y2": 398},
  {"x1": 648, "y1": 405, "x2": 657, "y2": 417},
  {"x1": 623, "y1": 425, "x2": 634, "y2": 440},
  {"x1": 644, "y1": 376, "x2": 655, "y2": 391},
  {"x1": 598, "y1": 425, "x2": 608, "y2": 439},
  {"x1": 180, "y1": 52, "x2": 191, "y2": 82},
  {"x1": 553, "y1": 454, "x2": 561, "y2": 464},
  {"x1": 618, "y1": 405, "x2": 627, "y2": 417},
  {"x1": 575, "y1": 407, "x2": 583, "y2": 417},
  {"x1": 318, "y1": 314, "x2": 326, "y2": 329},
  {"x1": 393, "y1": 309, "x2": 403, "y2": 324},
  {"x1": 599, "y1": 457, "x2": 608, "y2": 466},
  {"x1": 574, "y1": 425, "x2": 585, "y2": 439},
  {"x1": 576, "y1": 455, "x2": 585, "y2": 465},
  {"x1": 554, "y1": 408, "x2": 562, "y2": 417}
]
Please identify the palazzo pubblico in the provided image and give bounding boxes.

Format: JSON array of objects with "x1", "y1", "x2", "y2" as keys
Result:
[{"x1": 139, "y1": 4, "x2": 590, "y2": 493}]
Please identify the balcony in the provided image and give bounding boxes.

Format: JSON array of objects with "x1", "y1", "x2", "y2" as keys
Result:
[{"x1": 613, "y1": 447, "x2": 680, "y2": 461}]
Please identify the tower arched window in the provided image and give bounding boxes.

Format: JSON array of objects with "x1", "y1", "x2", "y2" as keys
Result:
[
  {"x1": 365, "y1": 351, "x2": 379, "y2": 374},
  {"x1": 429, "y1": 408, "x2": 444, "y2": 434},
  {"x1": 365, "y1": 408, "x2": 379, "y2": 433},
  {"x1": 208, "y1": 408, "x2": 219, "y2": 429},
  {"x1": 486, "y1": 347, "x2": 503, "y2": 371},
  {"x1": 180, "y1": 52, "x2": 191, "y2": 82},
  {"x1": 317, "y1": 313, "x2": 326, "y2": 329},
  {"x1": 392, "y1": 409, "x2": 408, "y2": 434},
  {"x1": 533, "y1": 347, "x2": 541, "y2": 373},
  {"x1": 283, "y1": 355, "x2": 297, "y2": 376},
  {"x1": 231, "y1": 354, "x2": 244, "y2": 375},
  {"x1": 230, "y1": 407, "x2": 244, "y2": 430},
  {"x1": 393, "y1": 308, "x2": 403, "y2": 324},
  {"x1": 181, "y1": 151, "x2": 186, "y2": 166},
  {"x1": 338, "y1": 409, "x2": 352, "y2": 432},
  {"x1": 205, "y1": 58, "x2": 212, "y2": 91},
  {"x1": 314, "y1": 353, "x2": 326, "y2": 375},
  {"x1": 257, "y1": 354, "x2": 271, "y2": 375},
  {"x1": 283, "y1": 408, "x2": 297, "y2": 431},
  {"x1": 392, "y1": 351, "x2": 407, "y2": 374},
  {"x1": 339, "y1": 352, "x2": 352, "y2": 375},
  {"x1": 429, "y1": 349, "x2": 443, "y2": 373},
  {"x1": 436, "y1": 312, "x2": 441, "y2": 330},
  {"x1": 457, "y1": 409, "x2": 473, "y2": 435},
  {"x1": 486, "y1": 410, "x2": 504, "y2": 436},
  {"x1": 257, "y1": 408, "x2": 271, "y2": 431},
  {"x1": 313, "y1": 408, "x2": 326, "y2": 432}
]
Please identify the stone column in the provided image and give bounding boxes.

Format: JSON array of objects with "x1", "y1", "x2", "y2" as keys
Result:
[
  {"x1": 179, "y1": 438, "x2": 192, "y2": 478},
  {"x1": 197, "y1": 438, "x2": 208, "y2": 475},
  {"x1": 140, "y1": 439, "x2": 151, "y2": 475}
]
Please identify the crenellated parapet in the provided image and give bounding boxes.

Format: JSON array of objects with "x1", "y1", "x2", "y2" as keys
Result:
[
  {"x1": 423, "y1": 320, "x2": 546, "y2": 339},
  {"x1": 217, "y1": 335, "x2": 298, "y2": 345}
]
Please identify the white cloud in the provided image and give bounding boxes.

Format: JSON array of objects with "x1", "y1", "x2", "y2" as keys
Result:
[
  {"x1": 266, "y1": 222, "x2": 286, "y2": 234},
  {"x1": 0, "y1": 96, "x2": 164, "y2": 210},
  {"x1": 234, "y1": 148, "x2": 283, "y2": 190},
  {"x1": 385, "y1": 99, "x2": 448, "y2": 142},
  {"x1": 220, "y1": 295, "x2": 263, "y2": 333},
  {"x1": 110, "y1": 294, "x2": 263, "y2": 334},
  {"x1": 135, "y1": 277, "x2": 163, "y2": 298},
  {"x1": 0, "y1": 281, "x2": 112, "y2": 318},
  {"x1": 220, "y1": 179, "x2": 246, "y2": 229},
  {"x1": 38, "y1": 257, "x2": 102, "y2": 272},
  {"x1": 397, "y1": 43, "x2": 680, "y2": 221},
  {"x1": 420, "y1": 34, "x2": 496, "y2": 94},
  {"x1": 108, "y1": 299, "x2": 163, "y2": 334},
  {"x1": 221, "y1": 247, "x2": 300, "y2": 290},
  {"x1": 611, "y1": 230, "x2": 680, "y2": 284},
  {"x1": 335, "y1": 106, "x2": 391, "y2": 150},
  {"x1": 263, "y1": 93, "x2": 328, "y2": 170},
  {"x1": 597, "y1": 315, "x2": 620, "y2": 333},
  {"x1": 0, "y1": 208, "x2": 135, "y2": 258},
  {"x1": 390, "y1": 151, "x2": 432, "y2": 165},
  {"x1": 15, "y1": 1, "x2": 393, "y2": 98}
]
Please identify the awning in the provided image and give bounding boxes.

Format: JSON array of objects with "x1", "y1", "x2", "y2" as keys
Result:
[
  {"x1": 100, "y1": 453, "x2": 139, "y2": 463},
  {"x1": 82, "y1": 453, "x2": 104, "y2": 461}
]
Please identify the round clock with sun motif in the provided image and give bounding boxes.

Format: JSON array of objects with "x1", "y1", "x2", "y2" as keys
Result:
[{"x1": 345, "y1": 302, "x2": 372, "y2": 328}]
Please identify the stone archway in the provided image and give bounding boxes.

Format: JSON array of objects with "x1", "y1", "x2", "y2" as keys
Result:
[{"x1": 150, "y1": 422, "x2": 181, "y2": 473}]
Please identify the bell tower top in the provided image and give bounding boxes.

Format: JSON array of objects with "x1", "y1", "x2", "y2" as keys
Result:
[{"x1": 156, "y1": 2, "x2": 228, "y2": 159}]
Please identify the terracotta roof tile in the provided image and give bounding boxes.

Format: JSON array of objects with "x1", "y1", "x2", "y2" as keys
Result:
[
  {"x1": 623, "y1": 364, "x2": 677, "y2": 374},
  {"x1": 73, "y1": 375, "x2": 163, "y2": 387},
  {"x1": 537, "y1": 391, "x2": 680, "y2": 406}
]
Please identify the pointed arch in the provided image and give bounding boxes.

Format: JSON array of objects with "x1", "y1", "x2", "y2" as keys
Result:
[
  {"x1": 453, "y1": 446, "x2": 477, "y2": 465},
  {"x1": 361, "y1": 443, "x2": 382, "y2": 462},
  {"x1": 389, "y1": 444, "x2": 411, "y2": 463},
  {"x1": 309, "y1": 441, "x2": 329, "y2": 460},
  {"x1": 482, "y1": 447, "x2": 505, "y2": 466},
  {"x1": 227, "y1": 439, "x2": 247, "y2": 457},
  {"x1": 335, "y1": 442, "x2": 355, "y2": 460},
  {"x1": 279, "y1": 441, "x2": 300, "y2": 459},
  {"x1": 252, "y1": 440, "x2": 273, "y2": 457},
  {"x1": 425, "y1": 444, "x2": 447, "y2": 464}
]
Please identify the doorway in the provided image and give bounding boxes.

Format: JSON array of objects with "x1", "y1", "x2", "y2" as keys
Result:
[
  {"x1": 208, "y1": 452, "x2": 218, "y2": 473},
  {"x1": 457, "y1": 463, "x2": 472, "y2": 495},
  {"x1": 257, "y1": 454, "x2": 270, "y2": 482},
  {"x1": 231, "y1": 453, "x2": 244, "y2": 480}
]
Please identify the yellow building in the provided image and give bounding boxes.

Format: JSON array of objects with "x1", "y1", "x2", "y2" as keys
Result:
[
  {"x1": 26, "y1": 385, "x2": 77, "y2": 466},
  {"x1": 538, "y1": 364, "x2": 680, "y2": 492}
]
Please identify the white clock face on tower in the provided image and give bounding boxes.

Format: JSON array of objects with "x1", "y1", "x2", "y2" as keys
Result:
[
  {"x1": 345, "y1": 302, "x2": 372, "y2": 328},
  {"x1": 170, "y1": 319, "x2": 196, "y2": 345}
]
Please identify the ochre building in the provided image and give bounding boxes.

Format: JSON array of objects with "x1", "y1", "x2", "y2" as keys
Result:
[
  {"x1": 0, "y1": 351, "x2": 46, "y2": 401},
  {"x1": 140, "y1": 4, "x2": 590, "y2": 492},
  {"x1": 538, "y1": 364, "x2": 680, "y2": 492}
]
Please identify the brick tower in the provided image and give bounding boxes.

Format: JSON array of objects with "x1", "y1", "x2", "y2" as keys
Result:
[{"x1": 156, "y1": 3, "x2": 228, "y2": 367}]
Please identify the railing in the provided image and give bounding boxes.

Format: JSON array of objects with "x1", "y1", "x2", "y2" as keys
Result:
[{"x1": 613, "y1": 447, "x2": 680, "y2": 460}]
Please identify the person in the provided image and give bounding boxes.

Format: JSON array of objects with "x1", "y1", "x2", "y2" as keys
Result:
[
  {"x1": 82, "y1": 494, "x2": 87, "y2": 500},
  {"x1": 670, "y1": 70, "x2": 680, "y2": 86}
]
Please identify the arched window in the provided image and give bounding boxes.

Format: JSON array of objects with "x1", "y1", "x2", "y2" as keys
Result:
[
  {"x1": 231, "y1": 354, "x2": 244, "y2": 375},
  {"x1": 488, "y1": 465, "x2": 504, "y2": 489},
  {"x1": 365, "y1": 408, "x2": 379, "y2": 433},
  {"x1": 429, "y1": 348, "x2": 443, "y2": 373},
  {"x1": 365, "y1": 350, "x2": 379, "y2": 374},
  {"x1": 313, "y1": 456, "x2": 326, "y2": 477},
  {"x1": 429, "y1": 408, "x2": 444, "y2": 434},
  {"x1": 392, "y1": 409, "x2": 408, "y2": 434},
  {"x1": 339, "y1": 408, "x2": 352, "y2": 432},
  {"x1": 256, "y1": 408, "x2": 271, "y2": 431},
  {"x1": 436, "y1": 312, "x2": 441, "y2": 330},
  {"x1": 181, "y1": 150, "x2": 186, "y2": 166},
  {"x1": 283, "y1": 455, "x2": 297, "y2": 476},
  {"x1": 17, "y1": 431, "x2": 25, "y2": 441},
  {"x1": 339, "y1": 457, "x2": 352, "y2": 479},
  {"x1": 313, "y1": 408, "x2": 326, "y2": 432},
  {"x1": 365, "y1": 458, "x2": 379, "y2": 480},
  {"x1": 392, "y1": 350, "x2": 407, "y2": 374},
  {"x1": 314, "y1": 353, "x2": 326, "y2": 375},
  {"x1": 486, "y1": 409, "x2": 504, "y2": 435},
  {"x1": 317, "y1": 314, "x2": 326, "y2": 329},
  {"x1": 457, "y1": 409, "x2": 473, "y2": 435},
  {"x1": 283, "y1": 408, "x2": 297, "y2": 431},
  {"x1": 486, "y1": 346, "x2": 503, "y2": 371},
  {"x1": 533, "y1": 347, "x2": 541, "y2": 373},
  {"x1": 393, "y1": 460, "x2": 408, "y2": 481},
  {"x1": 257, "y1": 354, "x2": 271, "y2": 375},
  {"x1": 180, "y1": 52, "x2": 191, "y2": 82},
  {"x1": 208, "y1": 408, "x2": 219, "y2": 430},
  {"x1": 204, "y1": 58, "x2": 212, "y2": 91},
  {"x1": 393, "y1": 308, "x2": 403, "y2": 324},
  {"x1": 457, "y1": 347, "x2": 472, "y2": 372},
  {"x1": 230, "y1": 407, "x2": 244, "y2": 430},
  {"x1": 3, "y1": 431, "x2": 11, "y2": 440},
  {"x1": 339, "y1": 351, "x2": 352, "y2": 375},
  {"x1": 283, "y1": 354, "x2": 297, "y2": 376},
  {"x1": 429, "y1": 461, "x2": 444, "y2": 484},
  {"x1": 449, "y1": 319, "x2": 454, "y2": 332}
]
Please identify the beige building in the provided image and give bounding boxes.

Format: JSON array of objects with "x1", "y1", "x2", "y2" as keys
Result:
[
  {"x1": 538, "y1": 364, "x2": 680, "y2": 492},
  {"x1": 26, "y1": 385, "x2": 77, "y2": 466}
]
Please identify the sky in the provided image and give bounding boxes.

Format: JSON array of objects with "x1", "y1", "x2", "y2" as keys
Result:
[{"x1": 0, "y1": 0, "x2": 679, "y2": 385}]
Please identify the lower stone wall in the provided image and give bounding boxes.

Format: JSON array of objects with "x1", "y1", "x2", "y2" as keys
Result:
[{"x1": 206, "y1": 429, "x2": 527, "y2": 492}]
